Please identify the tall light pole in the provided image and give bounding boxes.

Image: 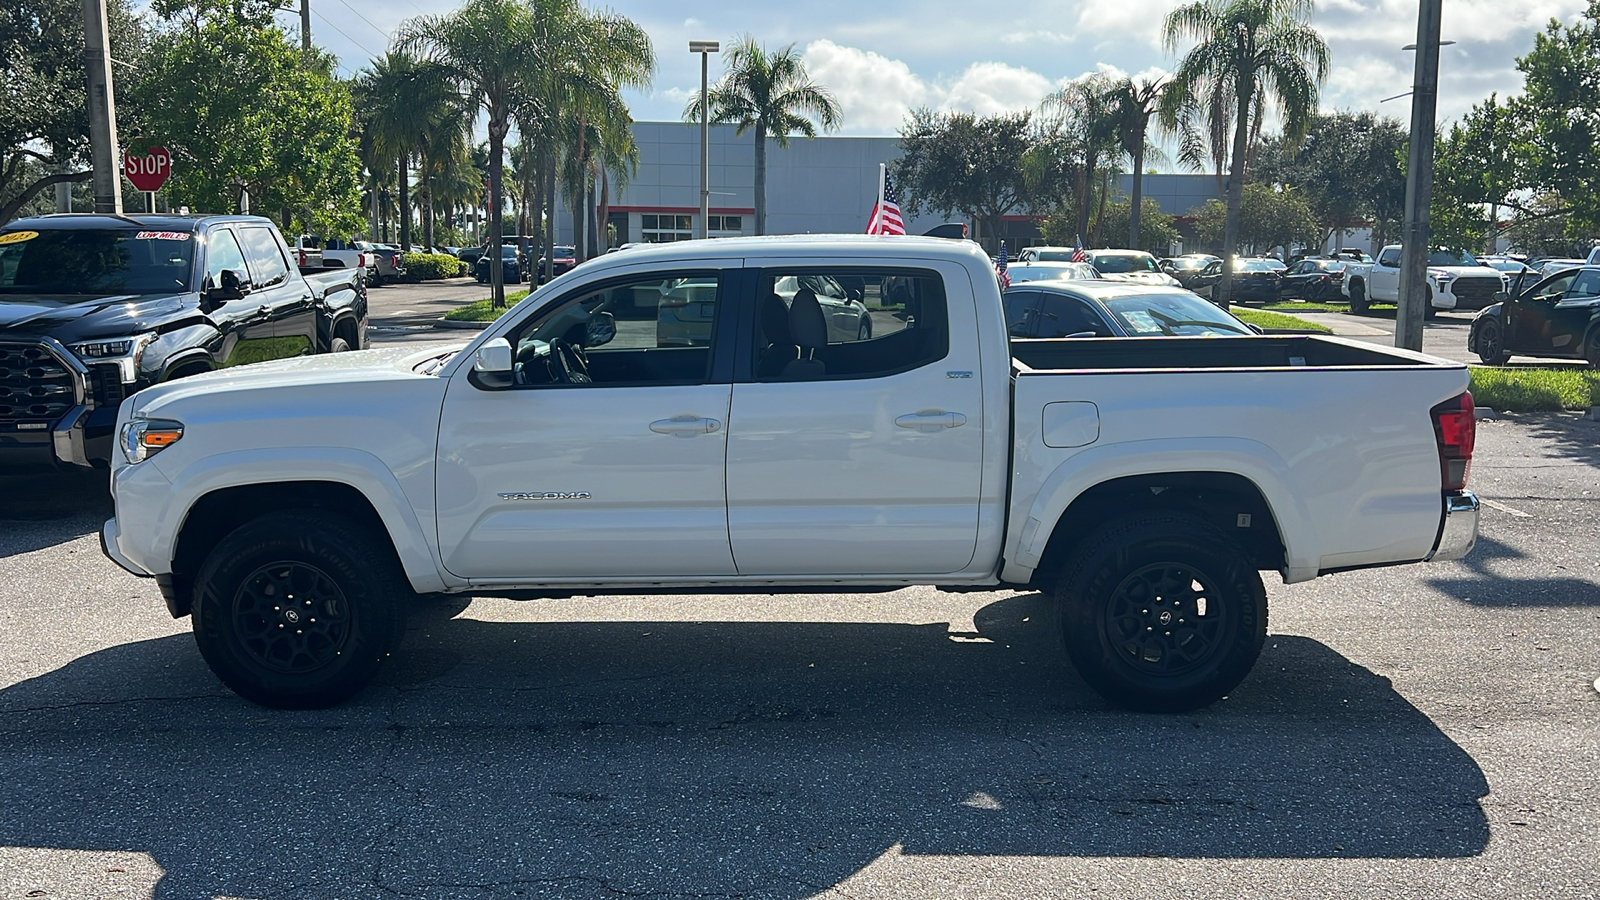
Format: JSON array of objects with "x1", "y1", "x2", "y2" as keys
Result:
[
  {"x1": 690, "y1": 40, "x2": 719, "y2": 240},
  {"x1": 1396, "y1": 0, "x2": 1447, "y2": 353}
]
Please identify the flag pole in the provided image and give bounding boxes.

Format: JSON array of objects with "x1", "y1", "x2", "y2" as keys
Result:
[{"x1": 874, "y1": 162, "x2": 887, "y2": 234}]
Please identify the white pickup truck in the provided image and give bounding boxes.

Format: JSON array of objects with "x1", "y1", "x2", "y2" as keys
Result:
[
  {"x1": 1342, "y1": 244, "x2": 1508, "y2": 316},
  {"x1": 100, "y1": 236, "x2": 1480, "y2": 712}
]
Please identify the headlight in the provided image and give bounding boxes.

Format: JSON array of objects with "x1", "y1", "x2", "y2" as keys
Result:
[
  {"x1": 71, "y1": 332, "x2": 156, "y2": 383},
  {"x1": 119, "y1": 418, "x2": 184, "y2": 464}
]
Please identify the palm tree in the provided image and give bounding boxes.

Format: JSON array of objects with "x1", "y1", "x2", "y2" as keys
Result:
[
  {"x1": 1114, "y1": 76, "x2": 1171, "y2": 250},
  {"x1": 1040, "y1": 73, "x2": 1123, "y2": 248},
  {"x1": 355, "y1": 51, "x2": 458, "y2": 252},
  {"x1": 684, "y1": 37, "x2": 841, "y2": 235},
  {"x1": 1161, "y1": 0, "x2": 1329, "y2": 305},
  {"x1": 399, "y1": 0, "x2": 559, "y2": 308}
]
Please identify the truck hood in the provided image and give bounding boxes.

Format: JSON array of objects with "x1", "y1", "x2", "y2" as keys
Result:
[
  {"x1": 1429, "y1": 266, "x2": 1503, "y2": 279},
  {"x1": 1101, "y1": 272, "x2": 1183, "y2": 287},
  {"x1": 0, "y1": 291, "x2": 192, "y2": 343},
  {"x1": 129, "y1": 345, "x2": 455, "y2": 419}
]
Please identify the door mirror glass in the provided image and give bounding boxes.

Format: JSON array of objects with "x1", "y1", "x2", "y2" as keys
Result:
[
  {"x1": 472, "y1": 338, "x2": 514, "y2": 389},
  {"x1": 584, "y1": 310, "x2": 616, "y2": 348},
  {"x1": 205, "y1": 268, "x2": 246, "y2": 303},
  {"x1": 1492, "y1": 291, "x2": 1509, "y2": 304}
]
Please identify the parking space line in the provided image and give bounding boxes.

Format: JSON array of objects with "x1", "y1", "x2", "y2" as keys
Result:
[{"x1": 1481, "y1": 498, "x2": 1533, "y2": 518}]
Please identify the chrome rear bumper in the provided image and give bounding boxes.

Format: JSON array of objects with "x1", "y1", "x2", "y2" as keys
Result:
[{"x1": 1426, "y1": 491, "x2": 1479, "y2": 562}]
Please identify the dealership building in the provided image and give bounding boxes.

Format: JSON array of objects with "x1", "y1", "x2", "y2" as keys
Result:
[{"x1": 551, "y1": 121, "x2": 1239, "y2": 253}]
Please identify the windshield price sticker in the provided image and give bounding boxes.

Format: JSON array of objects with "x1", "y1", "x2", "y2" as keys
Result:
[
  {"x1": 0, "y1": 231, "x2": 39, "y2": 245},
  {"x1": 135, "y1": 231, "x2": 191, "y2": 241}
]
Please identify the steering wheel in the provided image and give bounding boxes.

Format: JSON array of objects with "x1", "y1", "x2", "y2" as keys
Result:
[{"x1": 548, "y1": 338, "x2": 591, "y2": 384}]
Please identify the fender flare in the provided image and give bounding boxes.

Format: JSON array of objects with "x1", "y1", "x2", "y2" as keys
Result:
[
  {"x1": 1007, "y1": 437, "x2": 1319, "y2": 584},
  {"x1": 156, "y1": 446, "x2": 452, "y2": 595},
  {"x1": 158, "y1": 347, "x2": 216, "y2": 381}
]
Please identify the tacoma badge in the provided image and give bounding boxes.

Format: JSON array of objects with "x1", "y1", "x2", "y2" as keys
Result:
[{"x1": 498, "y1": 491, "x2": 592, "y2": 501}]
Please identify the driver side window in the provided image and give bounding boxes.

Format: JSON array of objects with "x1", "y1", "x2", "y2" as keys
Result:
[
  {"x1": 506, "y1": 270, "x2": 724, "y2": 388},
  {"x1": 1531, "y1": 273, "x2": 1576, "y2": 303}
]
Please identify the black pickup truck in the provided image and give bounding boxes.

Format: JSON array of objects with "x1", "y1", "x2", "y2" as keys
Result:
[{"x1": 0, "y1": 213, "x2": 367, "y2": 469}]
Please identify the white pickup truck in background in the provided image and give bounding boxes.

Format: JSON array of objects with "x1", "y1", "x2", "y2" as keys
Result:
[
  {"x1": 1342, "y1": 245, "x2": 1508, "y2": 315},
  {"x1": 101, "y1": 236, "x2": 1479, "y2": 713}
]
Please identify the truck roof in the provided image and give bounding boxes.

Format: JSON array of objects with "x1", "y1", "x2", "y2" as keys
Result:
[
  {"x1": 4, "y1": 213, "x2": 274, "y2": 232},
  {"x1": 575, "y1": 234, "x2": 992, "y2": 272}
]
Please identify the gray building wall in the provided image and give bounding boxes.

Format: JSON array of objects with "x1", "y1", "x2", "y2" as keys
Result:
[{"x1": 554, "y1": 122, "x2": 952, "y2": 247}]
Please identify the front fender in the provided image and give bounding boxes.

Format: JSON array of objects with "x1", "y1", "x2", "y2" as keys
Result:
[
  {"x1": 149, "y1": 447, "x2": 452, "y2": 594},
  {"x1": 1005, "y1": 437, "x2": 1318, "y2": 584}
]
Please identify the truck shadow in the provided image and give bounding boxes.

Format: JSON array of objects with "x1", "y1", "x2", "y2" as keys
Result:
[
  {"x1": 0, "y1": 593, "x2": 1490, "y2": 898},
  {"x1": 0, "y1": 471, "x2": 112, "y2": 559},
  {"x1": 1427, "y1": 534, "x2": 1600, "y2": 607}
]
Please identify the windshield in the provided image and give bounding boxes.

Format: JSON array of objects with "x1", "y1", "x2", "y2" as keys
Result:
[
  {"x1": 1031, "y1": 249, "x2": 1078, "y2": 262},
  {"x1": 553, "y1": 245, "x2": 575, "y2": 258},
  {"x1": 1168, "y1": 257, "x2": 1210, "y2": 270},
  {"x1": 0, "y1": 228, "x2": 196, "y2": 295},
  {"x1": 1090, "y1": 253, "x2": 1158, "y2": 274},
  {"x1": 1429, "y1": 248, "x2": 1481, "y2": 267},
  {"x1": 1009, "y1": 264, "x2": 1084, "y2": 283},
  {"x1": 1102, "y1": 292, "x2": 1251, "y2": 336},
  {"x1": 1240, "y1": 259, "x2": 1279, "y2": 272},
  {"x1": 1308, "y1": 259, "x2": 1346, "y2": 272}
]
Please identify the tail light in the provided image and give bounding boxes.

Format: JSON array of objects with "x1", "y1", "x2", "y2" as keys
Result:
[
  {"x1": 298, "y1": 249, "x2": 308, "y2": 266},
  {"x1": 1431, "y1": 392, "x2": 1475, "y2": 491},
  {"x1": 357, "y1": 252, "x2": 366, "y2": 268}
]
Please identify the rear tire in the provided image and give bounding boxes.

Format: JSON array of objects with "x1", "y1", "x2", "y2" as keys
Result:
[
  {"x1": 191, "y1": 510, "x2": 407, "y2": 709},
  {"x1": 1056, "y1": 512, "x2": 1267, "y2": 713}
]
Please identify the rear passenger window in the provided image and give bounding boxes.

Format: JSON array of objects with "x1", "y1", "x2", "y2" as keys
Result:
[
  {"x1": 753, "y1": 269, "x2": 948, "y2": 381},
  {"x1": 1566, "y1": 271, "x2": 1600, "y2": 299},
  {"x1": 239, "y1": 226, "x2": 290, "y2": 288}
]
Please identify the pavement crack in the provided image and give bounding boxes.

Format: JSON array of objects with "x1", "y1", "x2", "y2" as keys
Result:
[{"x1": 0, "y1": 693, "x2": 218, "y2": 713}]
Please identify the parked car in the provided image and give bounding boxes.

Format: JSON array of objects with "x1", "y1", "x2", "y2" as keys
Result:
[
  {"x1": 0, "y1": 214, "x2": 366, "y2": 470},
  {"x1": 289, "y1": 235, "x2": 324, "y2": 269},
  {"x1": 1086, "y1": 250, "x2": 1184, "y2": 288},
  {"x1": 474, "y1": 244, "x2": 525, "y2": 284},
  {"x1": 1481, "y1": 256, "x2": 1540, "y2": 298},
  {"x1": 539, "y1": 245, "x2": 578, "y2": 281},
  {"x1": 1005, "y1": 281, "x2": 1254, "y2": 339},
  {"x1": 1005, "y1": 261, "x2": 1102, "y2": 284},
  {"x1": 655, "y1": 276, "x2": 722, "y2": 346},
  {"x1": 1468, "y1": 265, "x2": 1600, "y2": 366},
  {"x1": 1334, "y1": 248, "x2": 1372, "y2": 263},
  {"x1": 1342, "y1": 246, "x2": 1507, "y2": 316},
  {"x1": 1016, "y1": 246, "x2": 1085, "y2": 262},
  {"x1": 1277, "y1": 257, "x2": 1348, "y2": 301},
  {"x1": 101, "y1": 235, "x2": 1479, "y2": 713},
  {"x1": 1537, "y1": 258, "x2": 1589, "y2": 278},
  {"x1": 365, "y1": 243, "x2": 405, "y2": 285},
  {"x1": 1219, "y1": 258, "x2": 1285, "y2": 305},
  {"x1": 1161, "y1": 255, "x2": 1222, "y2": 292},
  {"x1": 310, "y1": 237, "x2": 379, "y2": 285}
]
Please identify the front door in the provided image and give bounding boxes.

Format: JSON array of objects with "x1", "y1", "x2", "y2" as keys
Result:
[
  {"x1": 725, "y1": 260, "x2": 985, "y2": 576},
  {"x1": 435, "y1": 265, "x2": 741, "y2": 580},
  {"x1": 237, "y1": 225, "x2": 316, "y2": 358},
  {"x1": 1504, "y1": 271, "x2": 1577, "y2": 355}
]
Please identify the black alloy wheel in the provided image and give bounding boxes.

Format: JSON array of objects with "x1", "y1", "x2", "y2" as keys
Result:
[{"x1": 1475, "y1": 319, "x2": 1510, "y2": 366}]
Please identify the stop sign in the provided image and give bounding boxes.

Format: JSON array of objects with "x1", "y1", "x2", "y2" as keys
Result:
[{"x1": 124, "y1": 146, "x2": 172, "y2": 192}]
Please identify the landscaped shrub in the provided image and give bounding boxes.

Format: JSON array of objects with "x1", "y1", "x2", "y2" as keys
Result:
[{"x1": 402, "y1": 252, "x2": 467, "y2": 280}]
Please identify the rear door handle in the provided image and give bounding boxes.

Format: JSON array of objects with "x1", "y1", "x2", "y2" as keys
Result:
[
  {"x1": 895, "y1": 410, "x2": 967, "y2": 432},
  {"x1": 650, "y1": 415, "x2": 722, "y2": 436}
]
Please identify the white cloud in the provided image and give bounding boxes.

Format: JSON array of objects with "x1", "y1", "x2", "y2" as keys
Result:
[
  {"x1": 1073, "y1": 0, "x2": 1182, "y2": 46},
  {"x1": 803, "y1": 39, "x2": 932, "y2": 132},
  {"x1": 940, "y1": 62, "x2": 1054, "y2": 116}
]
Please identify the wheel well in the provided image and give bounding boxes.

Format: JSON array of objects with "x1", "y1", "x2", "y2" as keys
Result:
[
  {"x1": 164, "y1": 360, "x2": 212, "y2": 381},
  {"x1": 1027, "y1": 472, "x2": 1286, "y2": 590},
  {"x1": 333, "y1": 315, "x2": 360, "y2": 346},
  {"x1": 168, "y1": 481, "x2": 399, "y2": 617}
]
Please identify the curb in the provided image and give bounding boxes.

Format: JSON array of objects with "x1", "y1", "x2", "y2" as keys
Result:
[{"x1": 434, "y1": 318, "x2": 491, "y2": 330}]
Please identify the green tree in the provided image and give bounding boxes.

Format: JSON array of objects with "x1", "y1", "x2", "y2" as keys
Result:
[
  {"x1": 356, "y1": 51, "x2": 464, "y2": 250},
  {"x1": 1511, "y1": 1, "x2": 1600, "y2": 236},
  {"x1": 1, "y1": 0, "x2": 144, "y2": 222},
  {"x1": 1038, "y1": 74, "x2": 1124, "y2": 247},
  {"x1": 1161, "y1": 0, "x2": 1329, "y2": 305},
  {"x1": 1099, "y1": 197, "x2": 1180, "y2": 253},
  {"x1": 1258, "y1": 111, "x2": 1407, "y2": 249},
  {"x1": 1113, "y1": 76, "x2": 1172, "y2": 250},
  {"x1": 1191, "y1": 183, "x2": 1318, "y2": 255},
  {"x1": 136, "y1": 0, "x2": 360, "y2": 234},
  {"x1": 684, "y1": 36, "x2": 841, "y2": 236},
  {"x1": 894, "y1": 110, "x2": 1033, "y2": 252}
]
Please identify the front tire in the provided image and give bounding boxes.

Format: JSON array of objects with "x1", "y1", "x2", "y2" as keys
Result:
[
  {"x1": 327, "y1": 336, "x2": 352, "y2": 353},
  {"x1": 1584, "y1": 329, "x2": 1600, "y2": 369},
  {"x1": 1475, "y1": 319, "x2": 1510, "y2": 365},
  {"x1": 857, "y1": 317, "x2": 872, "y2": 341},
  {"x1": 1348, "y1": 280, "x2": 1368, "y2": 314},
  {"x1": 1056, "y1": 512, "x2": 1267, "y2": 713},
  {"x1": 191, "y1": 510, "x2": 407, "y2": 709}
]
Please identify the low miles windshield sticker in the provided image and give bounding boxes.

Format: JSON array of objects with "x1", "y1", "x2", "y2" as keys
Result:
[
  {"x1": 0, "y1": 231, "x2": 39, "y2": 245},
  {"x1": 135, "y1": 231, "x2": 191, "y2": 241}
]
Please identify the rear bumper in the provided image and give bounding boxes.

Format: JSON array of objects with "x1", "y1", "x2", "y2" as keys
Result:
[{"x1": 1426, "y1": 491, "x2": 1479, "y2": 562}]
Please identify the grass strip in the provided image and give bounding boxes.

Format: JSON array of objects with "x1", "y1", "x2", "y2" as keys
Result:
[
  {"x1": 442, "y1": 291, "x2": 530, "y2": 322},
  {"x1": 1468, "y1": 366, "x2": 1600, "y2": 412},
  {"x1": 1229, "y1": 308, "x2": 1333, "y2": 334},
  {"x1": 1258, "y1": 300, "x2": 1348, "y2": 312}
]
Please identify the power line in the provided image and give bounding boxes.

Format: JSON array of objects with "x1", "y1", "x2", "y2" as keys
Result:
[
  {"x1": 328, "y1": 0, "x2": 393, "y2": 43},
  {"x1": 310, "y1": 6, "x2": 381, "y2": 59}
]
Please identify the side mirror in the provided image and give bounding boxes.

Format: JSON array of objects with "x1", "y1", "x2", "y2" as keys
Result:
[
  {"x1": 584, "y1": 311, "x2": 616, "y2": 348},
  {"x1": 202, "y1": 268, "x2": 246, "y2": 307},
  {"x1": 1248, "y1": 323, "x2": 1265, "y2": 334},
  {"x1": 1491, "y1": 291, "x2": 1510, "y2": 304},
  {"x1": 472, "y1": 337, "x2": 514, "y2": 389}
]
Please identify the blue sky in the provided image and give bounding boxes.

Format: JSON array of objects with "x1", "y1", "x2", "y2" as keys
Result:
[{"x1": 285, "y1": 0, "x2": 1587, "y2": 149}]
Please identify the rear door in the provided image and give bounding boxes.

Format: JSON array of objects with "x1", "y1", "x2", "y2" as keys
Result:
[
  {"x1": 201, "y1": 226, "x2": 282, "y2": 368},
  {"x1": 1371, "y1": 247, "x2": 1402, "y2": 300},
  {"x1": 724, "y1": 259, "x2": 985, "y2": 576}
]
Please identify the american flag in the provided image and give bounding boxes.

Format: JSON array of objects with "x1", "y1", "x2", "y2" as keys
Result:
[
  {"x1": 866, "y1": 169, "x2": 906, "y2": 236},
  {"x1": 996, "y1": 242, "x2": 1011, "y2": 289},
  {"x1": 1071, "y1": 236, "x2": 1088, "y2": 263}
]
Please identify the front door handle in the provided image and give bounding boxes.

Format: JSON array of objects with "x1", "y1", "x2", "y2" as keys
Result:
[
  {"x1": 257, "y1": 304, "x2": 273, "y2": 318},
  {"x1": 650, "y1": 415, "x2": 722, "y2": 436},
  {"x1": 895, "y1": 410, "x2": 967, "y2": 432}
]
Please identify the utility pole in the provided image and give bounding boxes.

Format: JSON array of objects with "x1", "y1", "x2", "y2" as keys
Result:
[
  {"x1": 1396, "y1": 0, "x2": 1444, "y2": 353},
  {"x1": 301, "y1": 0, "x2": 311, "y2": 52},
  {"x1": 55, "y1": 163, "x2": 73, "y2": 213},
  {"x1": 81, "y1": 0, "x2": 122, "y2": 214}
]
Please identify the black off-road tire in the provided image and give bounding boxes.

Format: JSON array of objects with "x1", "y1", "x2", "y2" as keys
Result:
[
  {"x1": 1348, "y1": 279, "x2": 1368, "y2": 314},
  {"x1": 1056, "y1": 512, "x2": 1267, "y2": 713},
  {"x1": 191, "y1": 510, "x2": 407, "y2": 709}
]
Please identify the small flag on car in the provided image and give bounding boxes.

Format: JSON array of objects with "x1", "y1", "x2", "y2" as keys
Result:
[
  {"x1": 1072, "y1": 236, "x2": 1087, "y2": 263},
  {"x1": 866, "y1": 163, "x2": 906, "y2": 236},
  {"x1": 996, "y1": 242, "x2": 1011, "y2": 289}
]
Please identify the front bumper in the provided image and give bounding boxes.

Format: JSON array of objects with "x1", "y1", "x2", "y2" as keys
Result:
[
  {"x1": 101, "y1": 517, "x2": 152, "y2": 577},
  {"x1": 1426, "y1": 491, "x2": 1479, "y2": 562}
]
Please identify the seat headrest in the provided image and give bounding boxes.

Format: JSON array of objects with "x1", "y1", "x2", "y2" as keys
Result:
[
  {"x1": 788, "y1": 288, "x2": 827, "y2": 349},
  {"x1": 759, "y1": 292, "x2": 791, "y2": 345}
]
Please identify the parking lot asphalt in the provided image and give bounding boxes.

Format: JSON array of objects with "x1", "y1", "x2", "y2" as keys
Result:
[{"x1": 1, "y1": 414, "x2": 1596, "y2": 899}]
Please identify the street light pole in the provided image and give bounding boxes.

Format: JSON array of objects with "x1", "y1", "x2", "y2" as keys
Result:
[
  {"x1": 690, "y1": 40, "x2": 720, "y2": 240},
  {"x1": 81, "y1": 0, "x2": 122, "y2": 214},
  {"x1": 1396, "y1": 0, "x2": 1445, "y2": 353}
]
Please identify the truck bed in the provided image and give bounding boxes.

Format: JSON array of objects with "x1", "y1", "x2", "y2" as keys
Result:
[{"x1": 1011, "y1": 334, "x2": 1438, "y2": 371}]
